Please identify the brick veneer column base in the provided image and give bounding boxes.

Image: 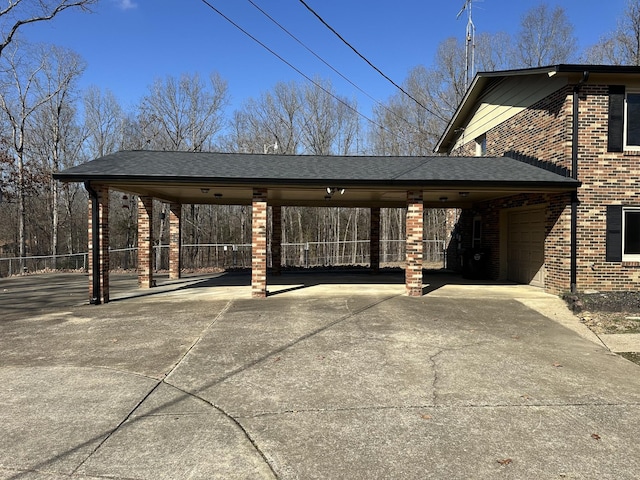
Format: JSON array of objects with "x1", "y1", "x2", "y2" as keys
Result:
[
  {"x1": 138, "y1": 196, "x2": 154, "y2": 288},
  {"x1": 169, "y1": 203, "x2": 182, "y2": 280},
  {"x1": 406, "y1": 191, "x2": 424, "y2": 296},
  {"x1": 252, "y1": 188, "x2": 268, "y2": 298}
]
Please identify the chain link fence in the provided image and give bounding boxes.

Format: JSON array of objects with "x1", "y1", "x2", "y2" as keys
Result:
[{"x1": 0, "y1": 240, "x2": 446, "y2": 277}]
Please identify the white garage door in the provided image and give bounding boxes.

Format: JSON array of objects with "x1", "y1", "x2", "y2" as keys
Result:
[{"x1": 507, "y1": 208, "x2": 546, "y2": 287}]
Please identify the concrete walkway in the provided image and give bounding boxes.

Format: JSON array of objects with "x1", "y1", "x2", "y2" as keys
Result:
[{"x1": 1, "y1": 271, "x2": 639, "y2": 479}]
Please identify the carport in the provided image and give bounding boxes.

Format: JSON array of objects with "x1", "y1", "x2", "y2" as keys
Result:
[{"x1": 54, "y1": 151, "x2": 580, "y2": 304}]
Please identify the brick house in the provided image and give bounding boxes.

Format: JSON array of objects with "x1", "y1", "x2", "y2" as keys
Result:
[{"x1": 436, "y1": 64, "x2": 640, "y2": 294}]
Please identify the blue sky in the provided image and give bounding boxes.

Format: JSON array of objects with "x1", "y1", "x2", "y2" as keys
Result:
[{"x1": 21, "y1": 0, "x2": 629, "y2": 116}]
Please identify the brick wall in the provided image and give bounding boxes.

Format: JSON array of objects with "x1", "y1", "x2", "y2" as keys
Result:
[
  {"x1": 137, "y1": 196, "x2": 154, "y2": 288},
  {"x1": 252, "y1": 188, "x2": 268, "y2": 298},
  {"x1": 573, "y1": 85, "x2": 640, "y2": 291},
  {"x1": 406, "y1": 191, "x2": 423, "y2": 296},
  {"x1": 169, "y1": 203, "x2": 182, "y2": 280},
  {"x1": 455, "y1": 83, "x2": 640, "y2": 293}
]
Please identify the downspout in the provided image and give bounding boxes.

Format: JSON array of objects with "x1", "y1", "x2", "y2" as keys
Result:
[
  {"x1": 571, "y1": 71, "x2": 589, "y2": 293},
  {"x1": 85, "y1": 181, "x2": 101, "y2": 305}
]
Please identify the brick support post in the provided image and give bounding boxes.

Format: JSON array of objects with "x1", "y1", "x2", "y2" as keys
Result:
[
  {"x1": 370, "y1": 207, "x2": 381, "y2": 273},
  {"x1": 169, "y1": 202, "x2": 182, "y2": 280},
  {"x1": 406, "y1": 191, "x2": 424, "y2": 296},
  {"x1": 252, "y1": 188, "x2": 268, "y2": 298},
  {"x1": 137, "y1": 196, "x2": 154, "y2": 288},
  {"x1": 271, "y1": 205, "x2": 282, "y2": 275},
  {"x1": 88, "y1": 185, "x2": 110, "y2": 303}
]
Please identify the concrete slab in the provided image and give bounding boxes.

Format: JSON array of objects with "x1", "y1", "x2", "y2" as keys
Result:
[
  {"x1": 599, "y1": 333, "x2": 640, "y2": 352},
  {"x1": 1, "y1": 271, "x2": 640, "y2": 479}
]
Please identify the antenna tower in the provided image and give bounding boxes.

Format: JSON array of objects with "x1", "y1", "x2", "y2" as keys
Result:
[{"x1": 457, "y1": 0, "x2": 476, "y2": 90}]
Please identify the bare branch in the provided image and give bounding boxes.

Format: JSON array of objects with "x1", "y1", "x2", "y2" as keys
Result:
[{"x1": 0, "y1": 0, "x2": 97, "y2": 58}]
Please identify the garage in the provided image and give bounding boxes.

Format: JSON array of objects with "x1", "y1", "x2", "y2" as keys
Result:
[{"x1": 507, "y1": 208, "x2": 546, "y2": 287}]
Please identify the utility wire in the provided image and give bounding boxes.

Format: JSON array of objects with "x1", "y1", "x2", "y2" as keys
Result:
[
  {"x1": 297, "y1": 0, "x2": 449, "y2": 123},
  {"x1": 246, "y1": 0, "x2": 425, "y2": 138},
  {"x1": 198, "y1": 0, "x2": 430, "y2": 152}
]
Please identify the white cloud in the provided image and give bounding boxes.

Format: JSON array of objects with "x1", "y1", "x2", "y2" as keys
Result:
[{"x1": 116, "y1": 0, "x2": 138, "y2": 10}]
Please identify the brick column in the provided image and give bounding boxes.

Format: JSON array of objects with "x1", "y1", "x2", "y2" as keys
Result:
[
  {"x1": 252, "y1": 188, "x2": 268, "y2": 298},
  {"x1": 271, "y1": 205, "x2": 282, "y2": 275},
  {"x1": 406, "y1": 191, "x2": 424, "y2": 296},
  {"x1": 169, "y1": 202, "x2": 182, "y2": 280},
  {"x1": 137, "y1": 196, "x2": 154, "y2": 288},
  {"x1": 370, "y1": 207, "x2": 381, "y2": 273},
  {"x1": 88, "y1": 185, "x2": 110, "y2": 303}
]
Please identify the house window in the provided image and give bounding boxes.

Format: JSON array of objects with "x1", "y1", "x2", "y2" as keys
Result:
[
  {"x1": 475, "y1": 134, "x2": 486, "y2": 156},
  {"x1": 606, "y1": 205, "x2": 640, "y2": 262},
  {"x1": 625, "y1": 92, "x2": 640, "y2": 149},
  {"x1": 608, "y1": 86, "x2": 640, "y2": 152},
  {"x1": 623, "y1": 207, "x2": 640, "y2": 260}
]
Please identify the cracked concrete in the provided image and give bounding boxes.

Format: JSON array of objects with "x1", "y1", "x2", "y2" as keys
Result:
[{"x1": 1, "y1": 271, "x2": 640, "y2": 479}]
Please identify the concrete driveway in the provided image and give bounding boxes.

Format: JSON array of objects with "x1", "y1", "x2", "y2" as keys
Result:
[{"x1": 1, "y1": 271, "x2": 639, "y2": 479}]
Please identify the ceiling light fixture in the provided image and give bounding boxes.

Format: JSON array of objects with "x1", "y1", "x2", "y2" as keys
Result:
[
  {"x1": 200, "y1": 188, "x2": 210, "y2": 194},
  {"x1": 325, "y1": 187, "x2": 345, "y2": 196},
  {"x1": 439, "y1": 196, "x2": 449, "y2": 202}
]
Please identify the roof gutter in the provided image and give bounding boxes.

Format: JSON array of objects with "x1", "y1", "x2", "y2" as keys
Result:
[
  {"x1": 570, "y1": 71, "x2": 589, "y2": 293},
  {"x1": 85, "y1": 181, "x2": 101, "y2": 305}
]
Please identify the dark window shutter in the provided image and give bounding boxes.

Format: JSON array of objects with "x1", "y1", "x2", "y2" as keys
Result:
[
  {"x1": 606, "y1": 205, "x2": 623, "y2": 262},
  {"x1": 608, "y1": 86, "x2": 625, "y2": 152}
]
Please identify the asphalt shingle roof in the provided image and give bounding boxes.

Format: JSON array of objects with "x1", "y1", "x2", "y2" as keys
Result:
[{"x1": 55, "y1": 150, "x2": 579, "y2": 189}]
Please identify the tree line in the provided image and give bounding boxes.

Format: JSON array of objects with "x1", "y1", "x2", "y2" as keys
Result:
[{"x1": 1, "y1": 1, "x2": 640, "y2": 272}]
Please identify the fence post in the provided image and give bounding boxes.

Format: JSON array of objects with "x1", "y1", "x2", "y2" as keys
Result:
[{"x1": 304, "y1": 242, "x2": 309, "y2": 268}]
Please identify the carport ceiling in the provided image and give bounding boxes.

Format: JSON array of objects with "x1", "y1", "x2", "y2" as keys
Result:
[{"x1": 55, "y1": 150, "x2": 580, "y2": 208}]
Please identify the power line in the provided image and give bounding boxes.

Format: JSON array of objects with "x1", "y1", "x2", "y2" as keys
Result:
[
  {"x1": 246, "y1": 0, "x2": 424, "y2": 137},
  {"x1": 198, "y1": 0, "x2": 430, "y2": 152},
  {"x1": 297, "y1": 0, "x2": 449, "y2": 123}
]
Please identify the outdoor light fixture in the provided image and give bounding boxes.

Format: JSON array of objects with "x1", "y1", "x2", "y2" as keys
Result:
[
  {"x1": 200, "y1": 188, "x2": 210, "y2": 194},
  {"x1": 439, "y1": 196, "x2": 449, "y2": 202},
  {"x1": 214, "y1": 193, "x2": 223, "y2": 198},
  {"x1": 459, "y1": 192, "x2": 469, "y2": 197},
  {"x1": 325, "y1": 187, "x2": 345, "y2": 196}
]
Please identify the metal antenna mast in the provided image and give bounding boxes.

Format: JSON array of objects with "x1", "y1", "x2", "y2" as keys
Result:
[{"x1": 457, "y1": 0, "x2": 476, "y2": 90}]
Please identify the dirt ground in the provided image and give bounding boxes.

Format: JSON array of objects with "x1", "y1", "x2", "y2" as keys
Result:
[{"x1": 564, "y1": 291, "x2": 640, "y2": 335}]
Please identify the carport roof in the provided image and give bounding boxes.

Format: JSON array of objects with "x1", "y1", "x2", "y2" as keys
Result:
[{"x1": 54, "y1": 150, "x2": 580, "y2": 207}]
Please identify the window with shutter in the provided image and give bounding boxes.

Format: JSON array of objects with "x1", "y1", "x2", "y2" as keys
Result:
[
  {"x1": 608, "y1": 86, "x2": 624, "y2": 152},
  {"x1": 625, "y1": 92, "x2": 640, "y2": 149},
  {"x1": 606, "y1": 205, "x2": 622, "y2": 262}
]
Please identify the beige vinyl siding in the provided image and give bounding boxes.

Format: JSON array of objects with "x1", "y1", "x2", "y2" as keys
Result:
[{"x1": 453, "y1": 75, "x2": 567, "y2": 152}]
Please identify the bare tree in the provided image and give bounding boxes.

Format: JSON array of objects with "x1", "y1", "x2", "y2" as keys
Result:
[
  {"x1": 0, "y1": 0, "x2": 96, "y2": 58},
  {"x1": 138, "y1": 72, "x2": 228, "y2": 152},
  {"x1": 584, "y1": 0, "x2": 640, "y2": 65},
  {"x1": 475, "y1": 31, "x2": 513, "y2": 72},
  {"x1": 300, "y1": 78, "x2": 360, "y2": 155},
  {"x1": 516, "y1": 3, "x2": 577, "y2": 67},
  {"x1": 28, "y1": 45, "x2": 85, "y2": 264},
  {"x1": 136, "y1": 72, "x2": 229, "y2": 270},
  {"x1": 228, "y1": 81, "x2": 303, "y2": 154},
  {"x1": 0, "y1": 41, "x2": 81, "y2": 265},
  {"x1": 83, "y1": 86, "x2": 123, "y2": 158}
]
